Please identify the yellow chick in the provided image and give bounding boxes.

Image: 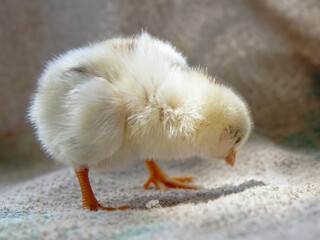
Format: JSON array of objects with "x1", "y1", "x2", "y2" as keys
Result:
[{"x1": 29, "y1": 32, "x2": 252, "y2": 211}]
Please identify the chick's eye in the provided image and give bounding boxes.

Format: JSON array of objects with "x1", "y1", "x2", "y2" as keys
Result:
[{"x1": 235, "y1": 137, "x2": 241, "y2": 144}]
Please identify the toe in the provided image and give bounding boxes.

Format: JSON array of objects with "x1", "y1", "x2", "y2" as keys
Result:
[
  {"x1": 154, "y1": 180, "x2": 167, "y2": 192},
  {"x1": 164, "y1": 177, "x2": 198, "y2": 189},
  {"x1": 117, "y1": 206, "x2": 131, "y2": 210},
  {"x1": 171, "y1": 176, "x2": 193, "y2": 182},
  {"x1": 143, "y1": 178, "x2": 152, "y2": 189}
]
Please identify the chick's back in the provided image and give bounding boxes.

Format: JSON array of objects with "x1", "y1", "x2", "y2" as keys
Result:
[{"x1": 29, "y1": 33, "x2": 191, "y2": 168}]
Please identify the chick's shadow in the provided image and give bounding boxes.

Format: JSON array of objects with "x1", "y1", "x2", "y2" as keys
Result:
[{"x1": 129, "y1": 179, "x2": 266, "y2": 209}]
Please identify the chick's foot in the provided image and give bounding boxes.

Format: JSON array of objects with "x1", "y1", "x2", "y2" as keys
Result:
[
  {"x1": 143, "y1": 159, "x2": 198, "y2": 191},
  {"x1": 75, "y1": 167, "x2": 131, "y2": 211}
]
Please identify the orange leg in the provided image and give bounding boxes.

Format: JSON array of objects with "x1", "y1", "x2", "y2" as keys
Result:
[
  {"x1": 75, "y1": 167, "x2": 131, "y2": 211},
  {"x1": 143, "y1": 159, "x2": 198, "y2": 192}
]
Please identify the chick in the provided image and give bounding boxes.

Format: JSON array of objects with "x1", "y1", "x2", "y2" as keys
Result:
[{"x1": 29, "y1": 32, "x2": 252, "y2": 211}]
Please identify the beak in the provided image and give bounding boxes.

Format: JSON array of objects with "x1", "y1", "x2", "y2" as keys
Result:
[{"x1": 224, "y1": 149, "x2": 236, "y2": 167}]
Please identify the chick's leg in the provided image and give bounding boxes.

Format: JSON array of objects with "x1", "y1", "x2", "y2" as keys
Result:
[
  {"x1": 75, "y1": 167, "x2": 130, "y2": 211},
  {"x1": 143, "y1": 159, "x2": 198, "y2": 191}
]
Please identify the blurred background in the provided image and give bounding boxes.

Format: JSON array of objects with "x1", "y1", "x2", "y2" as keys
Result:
[{"x1": 1, "y1": 0, "x2": 319, "y2": 186}]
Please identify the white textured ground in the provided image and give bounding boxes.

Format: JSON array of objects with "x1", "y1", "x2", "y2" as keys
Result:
[{"x1": 1, "y1": 135, "x2": 319, "y2": 239}]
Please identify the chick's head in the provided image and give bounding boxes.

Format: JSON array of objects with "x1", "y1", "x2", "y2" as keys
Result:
[{"x1": 196, "y1": 84, "x2": 252, "y2": 166}]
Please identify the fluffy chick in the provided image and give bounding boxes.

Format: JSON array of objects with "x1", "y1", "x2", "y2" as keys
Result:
[{"x1": 29, "y1": 32, "x2": 252, "y2": 211}]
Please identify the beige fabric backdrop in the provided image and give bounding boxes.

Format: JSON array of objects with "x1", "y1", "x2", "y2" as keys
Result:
[{"x1": 1, "y1": 0, "x2": 319, "y2": 167}]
